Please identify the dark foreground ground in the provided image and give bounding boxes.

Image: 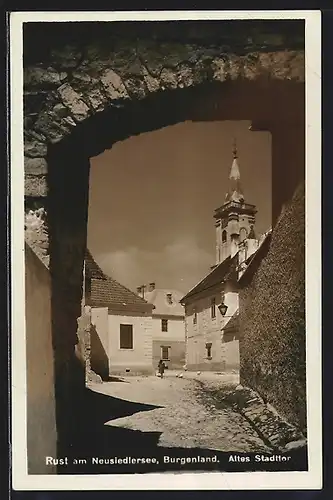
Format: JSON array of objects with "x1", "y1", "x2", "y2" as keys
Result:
[{"x1": 56, "y1": 372, "x2": 308, "y2": 474}]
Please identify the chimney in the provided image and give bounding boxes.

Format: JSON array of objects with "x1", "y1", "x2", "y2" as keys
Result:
[
  {"x1": 166, "y1": 293, "x2": 173, "y2": 305},
  {"x1": 149, "y1": 282, "x2": 156, "y2": 292},
  {"x1": 136, "y1": 286, "x2": 143, "y2": 297}
]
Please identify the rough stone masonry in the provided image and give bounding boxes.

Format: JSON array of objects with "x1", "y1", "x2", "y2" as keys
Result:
[{"x1": 24, "y1": 20, "x2": 305, "y2": 217}]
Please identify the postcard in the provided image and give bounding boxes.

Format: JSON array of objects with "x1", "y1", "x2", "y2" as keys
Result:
[{"x1": 10, "y1": 9, "x2": 322, "y2": 490}]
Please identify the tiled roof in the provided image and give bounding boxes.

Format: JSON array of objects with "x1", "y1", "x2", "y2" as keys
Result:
[
  {"x1": 85, "y1": 249, "x2": 107, "y2": 280},
  {"x1": 144, "y1": 288, "x2": 185, "y2": 317},
  {"x1": 88, "y1": 277, "x2": 153, "y2": 313},
  {"x1": 85, "y1": 250, "x2": 153, "y2": 313},
  {"x1": 180, "y1": 254, "x2": 238, "y2": 303}
]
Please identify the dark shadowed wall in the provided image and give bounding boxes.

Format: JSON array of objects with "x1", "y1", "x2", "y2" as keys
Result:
[
  {"x1": 239, "y1": 182, "x2": 306, "y2": 432},
  {"x1": 90, "y1": 324, "x2": 110, "y2": 381}
]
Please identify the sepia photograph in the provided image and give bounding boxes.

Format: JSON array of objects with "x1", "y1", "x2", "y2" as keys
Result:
[{"x1": 10, "y1": 10, "x2": 321, "y2": 490}]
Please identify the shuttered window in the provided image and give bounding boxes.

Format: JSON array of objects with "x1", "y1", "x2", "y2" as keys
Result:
[{"x1": 120, "y1": 324, "x2": 133, "y2": 349}]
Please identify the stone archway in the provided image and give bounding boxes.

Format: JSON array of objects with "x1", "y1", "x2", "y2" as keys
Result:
[{"x1": 23, "y1": 20, "x2": 305, "y2": 457}]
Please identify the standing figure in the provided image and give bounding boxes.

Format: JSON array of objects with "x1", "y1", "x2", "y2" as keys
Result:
[{"x1": 158, "y1": 360, "x2": 165, "y2": 379}]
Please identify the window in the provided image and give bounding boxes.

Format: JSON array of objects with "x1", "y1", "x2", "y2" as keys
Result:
[
  {"x1": 161, "y1": 319, "x2": 168, "y2": 332},
  {"x1": 161, "y1": 346, "x2": 170, "y2": 360},
  {"x1": 206, "y1": 343, "x2": 212, "y2": 359},
  {"x1": 211, "y1": 297, "x2": 216, "y2": 319},
  {"x1": 120, "y1": 324, "x2": 133, "y2": 349},
  {"x1": 193, "y1": 311, "x2": 197, "y2": 325},
  {"x1": 222, "y1": 230, "x2": 227, "y2": 243}
]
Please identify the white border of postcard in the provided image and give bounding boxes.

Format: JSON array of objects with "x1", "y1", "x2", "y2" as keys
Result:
[{"x1": 10, "y1": 9, "x2": 322, "y2": 491}]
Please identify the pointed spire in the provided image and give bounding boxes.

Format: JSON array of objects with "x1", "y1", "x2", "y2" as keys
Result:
[
  {"x1": 229, "y1": 138, "x2": 241, "y2": 181},
  {"x1": 225, "y1": 139, "x2": 244, "y2": 203}
]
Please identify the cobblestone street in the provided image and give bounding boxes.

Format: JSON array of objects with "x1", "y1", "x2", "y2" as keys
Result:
[{"x1": 88, "y1": 371, "x2": 271, "y2": 453}]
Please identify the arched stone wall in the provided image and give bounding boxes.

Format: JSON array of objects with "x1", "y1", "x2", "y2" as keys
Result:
[
  {"x1": 23, "y1": 20, "x2": 305, "y2": 457},
  {"x1": 24, "y1": 21, "x2": 305, "y2": 204},
  {"x1": 24, "y1": 21, "x2": 305, "y2": 257},
  {"x1": 24, "y1": 47, "x2": 305, "y2": 264},
  {"x1": 24, "y1": 46, "x2": 304, "y2": 151}
]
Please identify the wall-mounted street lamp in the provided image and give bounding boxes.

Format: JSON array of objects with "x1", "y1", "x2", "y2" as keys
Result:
[{"x1": 218, "y1": 302, "x2": 228, "y2": 316}]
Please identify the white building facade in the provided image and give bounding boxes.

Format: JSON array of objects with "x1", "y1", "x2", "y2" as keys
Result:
[
  {"x1": 137, "y1": 283, "x2": 186, "y2": 370},
  {"x1": 85, "y1": 251, "x2": 154, "y2": 378}
]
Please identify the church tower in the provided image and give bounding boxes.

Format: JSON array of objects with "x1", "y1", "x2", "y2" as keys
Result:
[{"x1": 214, "y1": 142, "x2": 257, "y2": 265}]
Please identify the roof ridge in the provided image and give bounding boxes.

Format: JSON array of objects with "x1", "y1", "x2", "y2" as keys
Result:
[
  {"x1": 180, "y1": 257, "x2": 229, "y2": 301},
  {"x1": 86, "y1": 250, "x2": 150, "y2": 307},
  {"x1": 146, "y1": 288, "x2": 184, "y2": 295},
  {"x1": 180, "y1": 255, "x2": 233, "y2": 302},
  {"x1": 85, "y1": 249, "x2": 108, "y2": 279},
  {"x1": 180, "y1": 253, "x2": 238, "y2": 303}
]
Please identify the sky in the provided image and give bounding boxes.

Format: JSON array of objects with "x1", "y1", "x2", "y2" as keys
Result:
[{"x1": 87, "y1": 120, "x2": 271, "y2": 295}]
